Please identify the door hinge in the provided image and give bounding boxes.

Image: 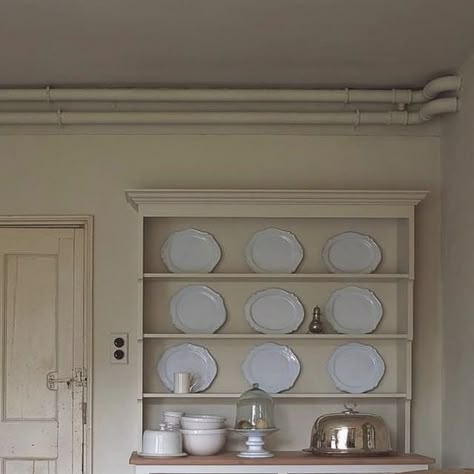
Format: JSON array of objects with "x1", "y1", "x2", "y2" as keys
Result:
[
  {"x1": 82, "y1": 401, "x2": 87, "y2": 425},
  {"x1": 46, "y1": 368, "x2": 87, "y2": 390}
]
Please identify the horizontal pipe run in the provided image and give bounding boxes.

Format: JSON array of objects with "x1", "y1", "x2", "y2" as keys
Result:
[
  {"x1": 0, "y1": 88, "x2": 415, "y2": 104},
  {"x1": 0, "y1": 76, "x2": 461, "y2": 105},
  {"x1": 0, "y1": 98, "x2": 458, "y2": 126},
  {"x1": 0, "y1": 110, "x2": 408, "y2": 126}
]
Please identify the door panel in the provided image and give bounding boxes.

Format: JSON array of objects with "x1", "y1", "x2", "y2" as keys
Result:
[
  {"x1": 4, "y1": 254, "x2": 58, "y2": 420},
  {"x1": 3, "y1": 460, "x2": 56, "y2": 474},
  {"x1": 0, "y1": 228, "x2": 85, "y2": 474}
]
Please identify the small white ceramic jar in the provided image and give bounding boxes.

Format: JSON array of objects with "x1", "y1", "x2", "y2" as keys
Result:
[{"x1": 142, "y1": 423, "x2": 182, "y2": 456}]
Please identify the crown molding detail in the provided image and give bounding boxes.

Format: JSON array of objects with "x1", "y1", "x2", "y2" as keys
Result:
[{"x1": 125, "y1": 189, "x2": 429, "y2": 211}]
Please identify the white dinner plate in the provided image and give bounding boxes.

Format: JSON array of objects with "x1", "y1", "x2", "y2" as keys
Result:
[
  {"x1": 245, "y1": 288, "x2": 305, "y2": 334},
  {"x1": 245, "y1": 228, "x2": 303, "y2": 273},
  {"x1": 161, "y1": 228, "x2": 221, "y2": 273},
  {"x1": 157, "y1": 343, "x2": 217, "y2": 392},
  {"x1": 327, "y1": 343, "x2": 385, "y2": 393},
  {"x1": 325, "y1": 286, "x2": 383, "y2": 334},
  {"x1": 241, "y1": 342, "x2": 301, "y2": 393},
  {"x1": 322, "y1": 232, "x2": 382, "y2": 273},
  {"x1": 170, "y1": 285, "x2": 226, "y2": 334}
]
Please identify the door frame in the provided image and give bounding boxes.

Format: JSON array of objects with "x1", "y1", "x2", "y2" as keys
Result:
[{"x1": 0, "y1": 215, "x2": 93, "y2": 474}]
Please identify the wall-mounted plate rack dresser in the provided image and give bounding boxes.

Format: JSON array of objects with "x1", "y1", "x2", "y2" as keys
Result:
[{"x1": 126, "y1": 189, "x2": 427, "y2": 462}]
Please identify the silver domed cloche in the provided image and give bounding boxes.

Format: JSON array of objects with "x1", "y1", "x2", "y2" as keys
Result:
[{"x1": 304, "y1": 402, "x2": 392, "y2": 456}]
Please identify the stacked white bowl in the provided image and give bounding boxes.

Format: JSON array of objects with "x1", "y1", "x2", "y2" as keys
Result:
[
  {"x1": 163, "y1": 410, "x2": 184, "y2": 428},
  {"x1": 180, "y1": 415, "x2": 227, "y2": 456}
]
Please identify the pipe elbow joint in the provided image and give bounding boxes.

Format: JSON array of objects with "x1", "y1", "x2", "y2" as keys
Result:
[
  {"x1": 422, "y1": 76, "x2": 462, "y2": 100},
  {"x1": 409, "y1": 97, "x2": 459, "y2": 124}
]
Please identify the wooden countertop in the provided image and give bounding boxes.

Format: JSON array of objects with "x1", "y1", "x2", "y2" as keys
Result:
[{"x1": 130, "y1": 451, "x2": 435, "y2": 466}]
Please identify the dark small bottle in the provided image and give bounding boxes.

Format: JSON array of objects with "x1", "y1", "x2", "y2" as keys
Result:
[{"x1": 308, "y1": 306, "x2": 323, "y2": 334}]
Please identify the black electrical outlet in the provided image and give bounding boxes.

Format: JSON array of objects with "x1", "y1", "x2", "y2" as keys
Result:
[
  {"x1": 114, "y1": 337, "x2": 125, "y2": 348},
  {"x1": 114, "y1": 349, "x2": 125, "y2": 360},
  {"x1": 110, "y1": 333, "x2": 128, "y2": 364}
]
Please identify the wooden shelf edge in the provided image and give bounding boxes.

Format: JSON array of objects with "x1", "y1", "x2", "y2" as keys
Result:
[
  {"x1": 141, "y1": 393, "x2": 407, "y2": 399},
  {"x1": 142, "y1": 273, "x2": 410, "y2": 281},
  {"x1": 142, "y1": 333, "x2": 409, "y2": 340},
  {"x1": 130, "y1": 450, "x2": 435, "y2": 466}
]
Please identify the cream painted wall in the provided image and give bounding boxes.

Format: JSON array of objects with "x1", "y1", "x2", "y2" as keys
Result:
[
  {"x1": 0, "y1": 132, "x2": 441, "y2": 473},
  {"x1": 441, "y1": 54, "x2": 474, "y2": 468}
]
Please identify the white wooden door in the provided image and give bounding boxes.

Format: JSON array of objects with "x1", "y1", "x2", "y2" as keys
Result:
[{"x1": 0, "y1": 228, "x2": 86, "y2": 474}]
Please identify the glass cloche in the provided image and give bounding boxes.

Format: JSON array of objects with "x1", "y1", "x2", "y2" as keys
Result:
[{"x1": 234, "y1": 383, "x2": 275, "y2": 430}]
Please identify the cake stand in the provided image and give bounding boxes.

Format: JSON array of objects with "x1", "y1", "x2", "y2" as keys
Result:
[{"x1": 228, "y1": 428, "x2": 279, "y2": 458}]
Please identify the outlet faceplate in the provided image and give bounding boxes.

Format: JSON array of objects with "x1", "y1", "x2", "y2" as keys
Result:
[{"x1": 110, "y1": 333, "x2": 128, "y2": 364}]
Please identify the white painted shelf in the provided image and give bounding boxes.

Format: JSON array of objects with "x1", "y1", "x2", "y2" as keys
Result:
[
  {"x1": 143, "y1": 272, "x2": 410, "y2": 282},
  {"x1": 142, "y1": 333, "x2": 409, "y2": 340},
  {"x1": 142, "y1": 392, "x2": 407, "y2": 399},
  {"x1": 127, "y1": 189, "x2": 427, "y2": 454}
]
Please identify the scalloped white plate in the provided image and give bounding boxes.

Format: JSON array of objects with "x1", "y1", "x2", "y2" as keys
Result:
[
  {"x1": 325, "y1": 286, "x2": 383, "y2": 334},
  {"x1": 245, "y1": 288, "x2": 304, "y2": 334},
  {"x1": 322, "y1": 232, "x2": 382, "y2": 273},
  {"x1": 157, "y1": 343, "x2": 217, "y2": 392},
  {"x1": 245, "y1": 228, "x2": 303, "y2": 273},
  {"x1": 241, "y1": 342, "x2": 301, "y2": 393},
  {"x1": 170, "y1": 285, "x2": 226, "y2": 334},
  {"x1": 161, "y1": 228, "x2": 221, "y2": 273},
  {"x1": 327, "y1": 342, "x2": 385, "y2": 393}
]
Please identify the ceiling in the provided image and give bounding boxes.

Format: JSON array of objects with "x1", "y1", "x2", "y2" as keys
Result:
[{"x1": 2, "y1": 0, "x2": 474, "y2": 88}]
